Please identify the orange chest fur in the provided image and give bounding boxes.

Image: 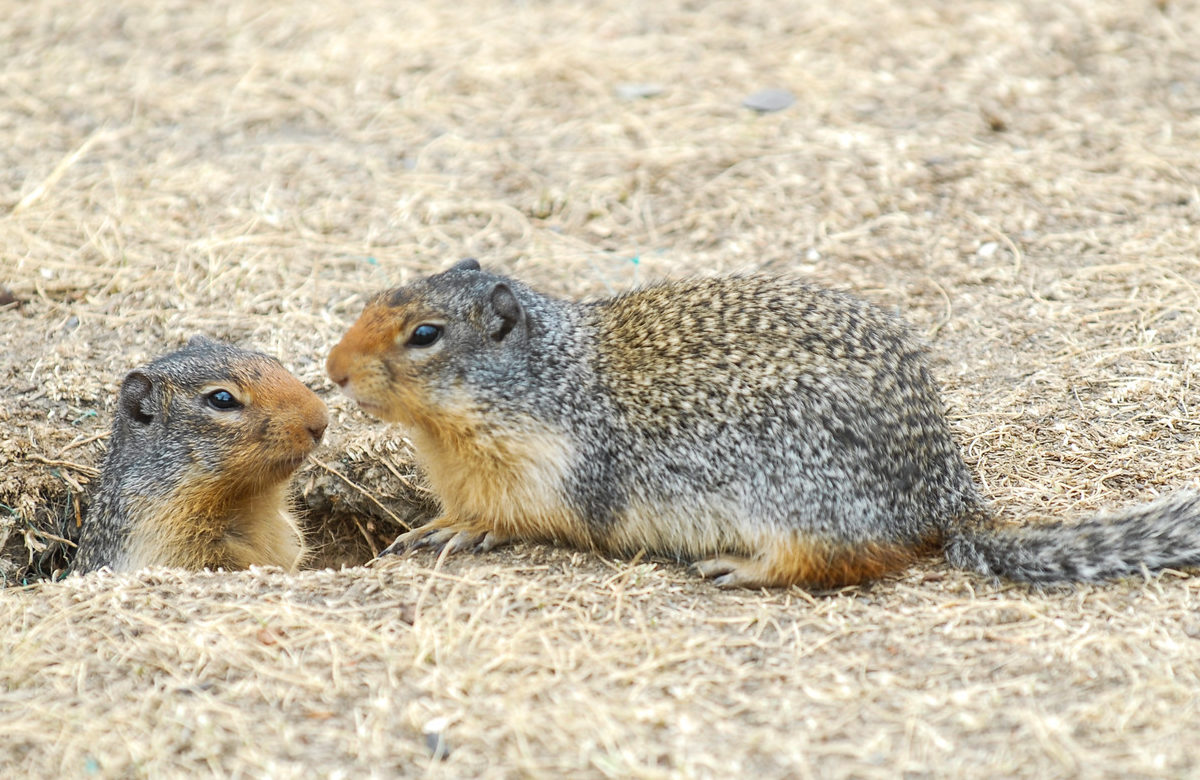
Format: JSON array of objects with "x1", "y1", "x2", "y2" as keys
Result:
[{"x1": 406, "y1": 415, "x2": 592, "y2": 547}]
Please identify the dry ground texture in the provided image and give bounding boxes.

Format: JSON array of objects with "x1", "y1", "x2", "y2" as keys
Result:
[{"x1": 3, "y1": 0, "x2": 1200, "y2": 776}]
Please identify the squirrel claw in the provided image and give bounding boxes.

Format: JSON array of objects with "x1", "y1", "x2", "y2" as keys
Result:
[
  {"x1": 378, "y1": 527, "x2": 436, "y2": 556},
  {"x1": 377, "y1": 538, "x2": 410, "y2": 557}
]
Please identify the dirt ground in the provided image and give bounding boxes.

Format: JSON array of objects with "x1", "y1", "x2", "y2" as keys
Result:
[{"x1": 3, "y1": 0, "x2": 1200, "y2": 776}]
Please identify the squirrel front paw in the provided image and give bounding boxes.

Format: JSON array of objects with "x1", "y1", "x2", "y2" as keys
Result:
[{"x1": 380, "y1": 518, "x2": 510, "y2": 558}]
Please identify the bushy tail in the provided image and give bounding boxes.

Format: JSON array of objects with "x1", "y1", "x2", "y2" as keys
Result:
[{"x1": 944, "y1": 491, "x2": 1200, "y2": 584}]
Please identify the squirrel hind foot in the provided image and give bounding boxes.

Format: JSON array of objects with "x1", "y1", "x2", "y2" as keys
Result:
[
  {"x1": 691, "y1": 557, "x2": 775, "y2": 589},
  {"x1": 693, "y1": 536, "x2": 926, "y2": 589}
]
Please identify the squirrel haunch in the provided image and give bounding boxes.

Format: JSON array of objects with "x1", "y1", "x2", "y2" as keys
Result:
[
  {"x1": 327, "y1": 262, "x2": 1200, "y2": 588},
  {"x1": 74, "y1": 337, "x2": 328, "y2": 574}
]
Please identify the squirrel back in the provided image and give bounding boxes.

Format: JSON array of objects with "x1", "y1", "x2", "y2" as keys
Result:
[
  {"x1": 74, "y1": 337, "x2": 328, "y2": 574},
  {"x1": 327, "y1": 261, "x2": 1200, "y2": 588}
]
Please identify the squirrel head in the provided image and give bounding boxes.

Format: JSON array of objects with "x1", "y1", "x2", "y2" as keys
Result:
[
  {"x1": 108, "y1": 336, "x2": 328, "y2": 500},
  {"x1": 326, "y1": 259, "x2": 534, "y2": 427}
]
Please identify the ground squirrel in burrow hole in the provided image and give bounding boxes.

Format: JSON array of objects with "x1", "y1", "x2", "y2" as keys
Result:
[
  {"x1": 324, "y1": 259, "x2": 1200, "y2": 588},
  {"x1": 74, "y1": 337, "x2": 328, "y2": 574}
]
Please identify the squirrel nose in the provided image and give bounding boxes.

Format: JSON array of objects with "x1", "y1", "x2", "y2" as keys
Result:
[
  {"x1": 325, "y1": 350, "x2": 349, "y2": 388},
  {"x1": 306, "y1": 404, "x2": 330, "y2": 445}
]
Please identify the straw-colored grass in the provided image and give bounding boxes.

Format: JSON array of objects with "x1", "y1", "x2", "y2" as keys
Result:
[{"x1": 3, "y1": 0, "x2": 1200, "y2": 775}]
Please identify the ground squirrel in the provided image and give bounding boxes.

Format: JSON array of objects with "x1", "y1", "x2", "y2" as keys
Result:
[
  {"x1": 73, "y1": 337, "x2": 328, "y2": 574},
  {"x1": 325, "y1": 260, "x2": 1200, "y2": 588}
]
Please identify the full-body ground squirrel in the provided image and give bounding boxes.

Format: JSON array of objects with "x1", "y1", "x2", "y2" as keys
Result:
[
  {"x1": 74, "y1": 337, "x2": 328, "y2": 574},
  {"x1": 325, "y1": 260, "x2": 1200, "y2": 588}
]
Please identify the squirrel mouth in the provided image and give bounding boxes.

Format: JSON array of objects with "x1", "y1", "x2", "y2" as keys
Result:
[{"x1": 272, "y1": 452, "x2": 311, "y2": 475}]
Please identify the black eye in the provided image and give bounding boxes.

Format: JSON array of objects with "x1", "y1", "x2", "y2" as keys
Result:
[
  {"x1": 206, "y1": 389, "x2": 242, "y2": 411},
  {"x1": 407, "y1": 324, "x2": 442, "y2": 347}
]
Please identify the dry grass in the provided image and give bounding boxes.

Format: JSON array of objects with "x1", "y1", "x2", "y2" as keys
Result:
[
  {"x1": 3, "y1": 0, "x2": 1200, "y2": 775},
  {"x1": 8, "y1": 560, "x2": 1200, "y2": 778}
]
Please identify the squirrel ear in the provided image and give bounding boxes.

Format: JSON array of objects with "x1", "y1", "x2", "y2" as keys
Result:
[
  {"x1": 187, "y1": 335, "x2": 216, "y2": 349},
  {"x1": 488, "y1": 283, "x2": 524, "y2": 342},
  {"x1": 118, "y1": 371, "x2": 156, "y2": 425},
  {"x1": 450, "y1": 257, "x2": 481, "y2": 273}
]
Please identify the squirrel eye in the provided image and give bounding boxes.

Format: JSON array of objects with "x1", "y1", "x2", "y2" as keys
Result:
[
  {"x1": 407, "y1": 324, "x2": 442, "y2": 348},
  {"x1": 206, "y1": 389, "x2": 242, "y2": 411}
]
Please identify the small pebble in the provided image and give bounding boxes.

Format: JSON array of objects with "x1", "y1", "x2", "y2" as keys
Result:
[
  {"x1": 615, "y1": 82, "x2": 664, "y2": 100},
  {"x1": 423, "y1": 716, "x2": 451, "y2": 760},
  {"x1": 742, "y1": 88, "x2": 796, "y2": 113},
  {"x1": 976, "y1": 241, "x2": 999, "y2": 259}
]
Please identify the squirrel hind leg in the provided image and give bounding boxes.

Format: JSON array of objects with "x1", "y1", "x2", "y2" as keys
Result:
[{"x1": 693, "y1": 535, "x2": 925, "y2": 589}]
